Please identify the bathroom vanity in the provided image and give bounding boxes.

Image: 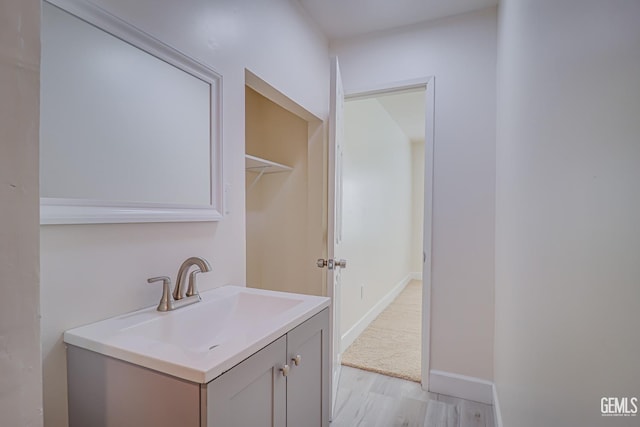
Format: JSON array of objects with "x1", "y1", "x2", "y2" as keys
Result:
[{"x1": 64, "y1": 286, "x2": 330, "y2": 427}]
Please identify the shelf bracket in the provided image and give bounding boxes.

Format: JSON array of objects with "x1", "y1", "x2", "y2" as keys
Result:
[{"x1": 248, "y1": 167, "x2": 267, "y2": 191}]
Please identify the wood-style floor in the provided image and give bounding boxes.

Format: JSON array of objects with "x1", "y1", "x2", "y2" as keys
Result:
[{"x1": 331, "y1": 366, "x2": 494, "y2": 427}]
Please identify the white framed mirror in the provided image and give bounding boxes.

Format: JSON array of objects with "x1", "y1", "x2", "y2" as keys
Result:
[{"x1": 40, "y1": 0, "x2": 223, "y2": 224}]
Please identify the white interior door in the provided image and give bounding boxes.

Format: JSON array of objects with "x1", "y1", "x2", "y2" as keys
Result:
[
  {"x1": 326, "y1": 56, "x2": 345, "y2": 418},
  {"x1": 421, "y1": 77, "x2": 435, "y2": 390}
]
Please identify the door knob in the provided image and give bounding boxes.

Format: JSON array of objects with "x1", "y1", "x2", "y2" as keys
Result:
[
  {"x1": 316, "y1": 258, "x2": 334, "y2": 270},
  {"x1": 316, "y1": 259, "x2": 347, "y2": 270}
]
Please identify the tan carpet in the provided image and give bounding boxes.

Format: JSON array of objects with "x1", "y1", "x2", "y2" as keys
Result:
[{"x1": 341, "y1": 280, "x2": 422, "y2": 382}]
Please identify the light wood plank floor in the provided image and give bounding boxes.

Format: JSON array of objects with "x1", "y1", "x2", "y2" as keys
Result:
[{"x1": 331, "y1": 366, "x2": 494, "y2": 427}]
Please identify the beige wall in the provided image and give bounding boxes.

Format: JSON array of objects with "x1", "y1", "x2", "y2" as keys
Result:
[
  {"x1": 332, "y1": 7, "x2": 497, "y2": 380},
  {"x1": 0, "y1": 0, "x2": 42, "y2": 425},
  {"x1": 495, "y1": 0, "x2": 640, "y2": 425},
  {"x1": 39, "y1": 1, "x2": 329, "y2": 425},
  {"x1": 339, "y1": 97, "x2": 416, "y2": 335},
  {"x1": 245, "y1": 87, "x2": 319, "y2": 296}
]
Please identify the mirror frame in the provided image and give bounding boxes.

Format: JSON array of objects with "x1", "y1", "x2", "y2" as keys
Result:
[{"x1": 41, "y1": 0, "x2": 224, "y2": 224}]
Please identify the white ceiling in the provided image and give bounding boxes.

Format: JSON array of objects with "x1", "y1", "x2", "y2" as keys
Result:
[{"x1": 298, "y1": 0, "x2": 498, "y2": 40}]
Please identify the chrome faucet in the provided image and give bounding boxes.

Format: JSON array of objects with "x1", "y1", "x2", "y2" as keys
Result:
[
  {"x1": 173, "y1": 256, "x2": 212, "y2": 301},
  {"x1": 148, "y1": 257, "x2": 212, "y2": 312}
]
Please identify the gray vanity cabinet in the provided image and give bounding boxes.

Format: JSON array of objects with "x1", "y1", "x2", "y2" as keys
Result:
[
  {"x1": 67, "y1": 345, "x2": 202, "y2": 427},
  {"x1": 204, "y1": 308, "x2": 329, "y2": 427},
  {"x1": 205, "y1": 336, "x2": 287, "y2": 426},
  {"x1": 67, "y1": 308, "x2": 329, "y2": 427}
]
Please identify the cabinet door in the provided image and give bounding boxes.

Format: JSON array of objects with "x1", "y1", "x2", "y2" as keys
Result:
[
  {"x1": 286, "y1": 309, "x2": 330, "y2": 427},
  {"x1": 205, "y1": 336, "x2": 287, "y2": 427}
]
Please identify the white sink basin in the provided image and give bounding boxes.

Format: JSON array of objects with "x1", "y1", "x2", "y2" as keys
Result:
[
  {"x1": 121, "y1": 291, "x2": 304, "y2": 352},
  {"x1": 64, "y1": 285, "x2": 330, "y2": 383}
]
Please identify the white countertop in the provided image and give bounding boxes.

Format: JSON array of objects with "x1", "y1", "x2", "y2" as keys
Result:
[{"x1": 64, "y1": 285, "x2": 330, "y2": 383}]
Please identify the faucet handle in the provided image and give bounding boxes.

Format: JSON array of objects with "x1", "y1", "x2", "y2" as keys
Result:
[
  {"x1": 186, "y1": 269, "x2": 202, "y2": 299},
  {"x1": 148, "y1": 276, "x2": 174, "y2": 312}
]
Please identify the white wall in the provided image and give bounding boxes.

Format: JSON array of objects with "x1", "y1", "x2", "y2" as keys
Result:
[
  {"x1": 0, "y1": 1, "x2": 42, "y2": 426},
  {"x1": 40, "y1": 1, "x2": 329, "y2": 425},
  {"x1": 340, "y1": 97, "x2": 415, "y2": 335},
  {"x1": 494, "y1": 0, "x2": 640, "y2": 425},
  {"x1": 332, "y1": 7, "x2": 497, "y2": 380}
]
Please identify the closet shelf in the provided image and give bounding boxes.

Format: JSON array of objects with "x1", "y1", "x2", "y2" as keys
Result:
[
  {"x1": 245, "y1": 154, "x2": 293, "y2": 174},
  {"x1": 245, "y1": 154, "x2": 293, "y2": 189}
]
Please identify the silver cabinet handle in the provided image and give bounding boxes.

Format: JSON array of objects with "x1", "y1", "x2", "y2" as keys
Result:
[
  {"x1": 335, "y1": 259, "x2": 347, "y2": 268},
  {"x1": 292, "y1": 355, "x2": 302, "y2": 366},
  {"x1": 280, "y1": 364, "x2": 290, "y2": 377}
]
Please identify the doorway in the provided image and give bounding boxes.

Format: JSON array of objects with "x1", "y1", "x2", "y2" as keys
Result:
[
  {"x1": 338, "y1": 87, "x2": 427, "y2": 383},
  {"x1": 328, "y1": 68, "x2": 435, "y2": 396}
]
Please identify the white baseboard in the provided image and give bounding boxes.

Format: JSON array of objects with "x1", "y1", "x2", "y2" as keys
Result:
[
  {"x1": 429, "y1": 370, "x2": 494, "y2": 405},
  {"x1": 410, "y1": 271, "x2": 422, "y2": 281},
  {"x1": 341, "y1": 273, "x2": 413, "y2": 352},
  {"x1": 492, "y1": 384, "x2": 503, "y2": 427}
]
